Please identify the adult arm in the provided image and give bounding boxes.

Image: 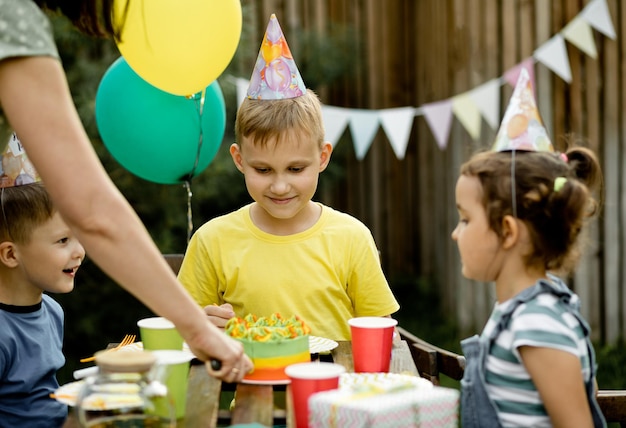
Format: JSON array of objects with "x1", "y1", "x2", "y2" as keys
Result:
[
  {"x1": 0, "y1": 55, "x2": 252, "y2": 380},
  {"x1": 520, "y1": 345, "x2": 593, "y2": 428}
]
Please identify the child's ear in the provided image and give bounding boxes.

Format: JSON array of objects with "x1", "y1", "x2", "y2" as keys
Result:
[
  {"x1": 0, "y1": 242, "x2": 19, "y2": 268},
  {"x1": 501, "y1": 215, "x2": 519, "y2": 249},
  {"x1": 229, "y1": 143, "x2": 244, "y2": 173},
  {"x1": 319, "y1": 142, "x2": 333, "y2": 172}
]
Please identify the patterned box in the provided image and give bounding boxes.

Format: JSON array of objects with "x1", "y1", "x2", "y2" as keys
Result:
[{"x1": 308, "y1": 385, "x2": 459, "y2": 428}]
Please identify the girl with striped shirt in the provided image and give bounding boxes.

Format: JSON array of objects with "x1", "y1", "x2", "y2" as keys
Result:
[{"x1": 452, "y1": 143, "x2": 606, "y2": 427}]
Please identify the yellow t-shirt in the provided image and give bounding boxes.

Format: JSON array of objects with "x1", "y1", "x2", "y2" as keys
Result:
[{"x1": 178, "y1": 203, "x2": 400, "y2": 341}]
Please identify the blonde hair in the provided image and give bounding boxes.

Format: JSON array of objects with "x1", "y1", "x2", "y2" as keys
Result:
[{"x1": 235, "y1": 89, "x2": 325, "y2": 148}]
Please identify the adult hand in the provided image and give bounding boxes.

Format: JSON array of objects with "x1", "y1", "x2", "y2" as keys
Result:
[
  {"x1": 204, "y1": 303, "x2": 236, "y2": 329},
  {"x1": 184, "y1": 319, "x2": 253, "y2": 383}
]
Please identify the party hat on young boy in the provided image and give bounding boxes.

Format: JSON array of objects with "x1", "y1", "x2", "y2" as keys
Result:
[
  {"x1": 246, "y1": 14, "x2": 307, "y2": 100},
  {"x1": 0, "y1": 133, "x2": 40, "y2": 188},
  {"x1": 491, "y1": 68, "x2": 554, "y2": 153}
]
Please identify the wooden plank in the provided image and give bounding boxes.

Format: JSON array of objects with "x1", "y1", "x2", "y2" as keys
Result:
[
  {"x1": 231, "y1": 384, "x2": 274, "y2": 427},
  {"x1": 601, "y1": 0, "x2": 621, "y2": 343},
  {"x1": 182, "y1": 365, "x2": 221, "y2": 428},
  {"x1": 619, "y1": 0, "x2": 626, "y2": 345}
]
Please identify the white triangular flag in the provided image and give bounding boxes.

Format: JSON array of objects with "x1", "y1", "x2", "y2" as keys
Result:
[
  {"x1": 422, "y1": 100, "x2": 454, "y2": 150},
  {"x1": 562, "y1": 16, "x2": 597, "y2": 58},
  {"x1": 452, "y1": 93, "x2": 482, "y2": 140},
  {"x1": 321, "y1": 105, "x2": 350, "y2": 147},
  {"x1": 348, "y1": 110, "x2": 380, "y2": 160},
  {"x1": 378, "y1": 107, "x2": 416, "y2": 160},
  {"x1": 581, "y1": 0, "x2": 616, "y2": 40},
  {"x1": 534, "y1": 34, "x2": 572, "y2": 83},
  {"x1": 235, "y1": 77, "x2": 249, "y2": 107},
  {"x1": 469, "y1": 78, "x2": 501, "y2": 130}
]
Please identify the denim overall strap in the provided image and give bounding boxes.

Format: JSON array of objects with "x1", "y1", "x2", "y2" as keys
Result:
[{"x1": 460, "y1": 334, "x2": 502, "y2": 428}]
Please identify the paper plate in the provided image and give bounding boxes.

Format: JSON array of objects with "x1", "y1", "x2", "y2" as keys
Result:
[
  {"x1": 240, "y1": 377, "x2": 291, "y2": 386},
  {"x1": 309, "y1": 336, "x2": 338, "y2": 354},
  {"x1": 53, "y1": 380, "x2": 144, "y2": 410},
  {"x1": 339, "y1": 372, "x2": 433, "y2": 392},
  {"x1": 117, "y1": 342, "x2": 196, "y2": 360},
  {"x1": 120, "y1": 337, "x2": 336, "y2": 357}
]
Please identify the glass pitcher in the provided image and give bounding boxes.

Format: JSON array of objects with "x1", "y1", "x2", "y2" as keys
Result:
[{"x1": 75, "y1": 350, "x2": 175, "y2": 427}]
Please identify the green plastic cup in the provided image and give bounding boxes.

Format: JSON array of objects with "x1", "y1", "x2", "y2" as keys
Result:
[
  {"x1": 151, "y1": 350, "x2": 192, "y2": 420},
  {"x1": 137, "y1": 317, "x2": 183, "y2": 350}
]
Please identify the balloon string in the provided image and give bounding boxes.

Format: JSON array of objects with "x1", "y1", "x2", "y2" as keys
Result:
[
  {"x1": 182, "y1": 87, "x2": 206, "y2": 245},
  {"x1": 185, "y1": 180, "x2": 193, "y2": 245},
  {"x1": 186, "y1": 88, "x2": 206, "y2": 181}
]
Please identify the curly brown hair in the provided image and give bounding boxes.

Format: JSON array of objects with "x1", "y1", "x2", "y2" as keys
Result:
[
  {"x1": 459, "y1": 146, "x2": 601, "y2": 273},
  {"x1": 34, "y1": 0, "x2": 125, "y2": 40}
]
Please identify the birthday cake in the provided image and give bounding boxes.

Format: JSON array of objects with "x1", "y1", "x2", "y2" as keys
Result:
[{"x1": 225, "y1": 313, "x2": 311, "y2": 382}]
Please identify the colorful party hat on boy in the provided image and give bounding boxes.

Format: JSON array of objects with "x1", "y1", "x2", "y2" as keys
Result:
[
  {"x1": 0, "y1": 133, "x2": 40, "y2": 188},
  {"x1": 491, "y1": 68, "x2": 554, "y2": 152},
  {"x1": 246, "y1": 14, "x2": 307, "y2": 100}
]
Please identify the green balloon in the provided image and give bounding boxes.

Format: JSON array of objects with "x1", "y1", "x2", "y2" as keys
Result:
[{"x1": 96, "y1": 57, "x2": 225, "y2": 184}]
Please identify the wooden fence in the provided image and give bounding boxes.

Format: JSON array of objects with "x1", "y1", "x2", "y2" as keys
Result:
[{"x1": 236, "y1": 0, "x2": 625, "y2": 344}]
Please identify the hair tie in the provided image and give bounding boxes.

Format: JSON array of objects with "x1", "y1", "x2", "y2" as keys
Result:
[
  {"x1": 559, "y1": 152, "x2": 568, "y2": 163},
  {"x1": 554, "y1": 177, "x2": 567, "y2": 192}
]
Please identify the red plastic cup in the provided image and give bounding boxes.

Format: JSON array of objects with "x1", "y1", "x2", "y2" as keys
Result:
[
  {"x1": 285, "y1": 362, "x2": 346, "y2": 428},
  {"x1": 348, "y1": 317, "x2": 398, "y2": 372}
]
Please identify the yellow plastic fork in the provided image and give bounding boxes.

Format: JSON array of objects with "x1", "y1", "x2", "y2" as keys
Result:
[{"x1": 79, "y1": 334, "x2": 136, "y2": 363}]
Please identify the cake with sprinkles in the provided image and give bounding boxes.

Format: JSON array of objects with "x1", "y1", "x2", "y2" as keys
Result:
[{"x1": 225, "y1": 313, "x2": 310, "y2": 382}]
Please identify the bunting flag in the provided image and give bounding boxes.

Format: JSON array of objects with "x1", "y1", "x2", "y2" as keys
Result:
[
  {"x1": 534, "y1": 34, "x2": 572, "y2": 83},
  {"x1": 379, "y1": 107, "x2": 416, "y2": 160},
  {"x1": 562, "y1": 16, "x2": 598, "y2": 58},
  {"x1": 229, "y1": 0, "x2": 615, "y2": 159},
  {"x1": 422, "y1": 100, "x2": 454, "y2": 150},
  {"x1": 469, "y1": 78, "x2": 501, "y2": 130},
  {"x1": 321, "y1": 106, "x2": 350, "y2": 147},
  {"x1": 452, "y1": 93, "x2": 482, "y2": 140},
  {"x1": 348, "y1": 110, "x2": 381, "y2": 160},
  {"x1": 581, "y1": 0, "x2": 616, "y2": 39}
]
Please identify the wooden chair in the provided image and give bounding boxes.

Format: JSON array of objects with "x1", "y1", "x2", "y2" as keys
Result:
[
  {"x1": 397, "y1": 326, "x2": 626, "y2": 426},
  {"x1": 164, "y1": 253, "x2": 184, "y2": 275},
  {"x1": 397, "y1": 326, "x2": 465, "y2": 386}
]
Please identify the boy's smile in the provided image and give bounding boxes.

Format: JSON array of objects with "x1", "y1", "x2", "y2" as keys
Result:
[{"x1": 231, "y1": 132, "x2": 332, "y2": 235}]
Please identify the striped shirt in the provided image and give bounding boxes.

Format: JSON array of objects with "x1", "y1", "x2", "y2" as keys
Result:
[{"x1": 481, "y1": 288, "x2": 590, "y2": 427}]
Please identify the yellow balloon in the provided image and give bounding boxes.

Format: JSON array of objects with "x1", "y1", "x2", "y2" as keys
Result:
[{"x1": 114, "y1": 0, "x2": 242, "y2": 96}]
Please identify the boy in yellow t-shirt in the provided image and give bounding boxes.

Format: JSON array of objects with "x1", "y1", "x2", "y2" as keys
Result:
[{"x1": 178, "y1": 14, "x2": 399, "y2": 341}]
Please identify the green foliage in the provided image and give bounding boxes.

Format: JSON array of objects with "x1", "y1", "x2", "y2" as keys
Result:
[{"x1": 595, "y1": 340, "x2": 626, "y2": 390}]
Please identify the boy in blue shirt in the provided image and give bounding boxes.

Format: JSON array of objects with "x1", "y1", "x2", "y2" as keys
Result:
[{"x1": 0, "y1": 134, "x2": 85, "y2": 427}]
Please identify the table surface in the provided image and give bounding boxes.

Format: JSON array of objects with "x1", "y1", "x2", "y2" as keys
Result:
[{"x1": 64, "y1": 338, "x2": 420, "y2": 428}]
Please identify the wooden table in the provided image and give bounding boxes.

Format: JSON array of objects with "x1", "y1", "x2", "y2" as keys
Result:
[{"x1": 64, "y1": 339, "x2": 419, "y2": 427}]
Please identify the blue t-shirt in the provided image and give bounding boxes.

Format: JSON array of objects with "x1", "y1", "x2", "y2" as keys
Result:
[{"x1": 0, "y1": 294, "x2": 67, "y2": 427}]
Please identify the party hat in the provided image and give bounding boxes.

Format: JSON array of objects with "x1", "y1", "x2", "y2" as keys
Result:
[
  {"x1": 246, "y1": 14, "x2": 307, "y2": 100},
  {"x1": 0, "y1": 133, "x2": 40, "y2": 188},
  {"x1": 491, "y1": 68, "x2": 554, "y2": 152}
]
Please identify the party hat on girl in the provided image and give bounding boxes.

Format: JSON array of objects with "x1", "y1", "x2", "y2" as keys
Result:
[
  {"x1": 0, "y1": 133, "x2": 40, "y2": 188},
  {"x1": 246, "y1": 14, "x2": 307, "y2": 100},
  {"x1": 491, "y1": 68, "x2": 554, "y2": 152}
]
